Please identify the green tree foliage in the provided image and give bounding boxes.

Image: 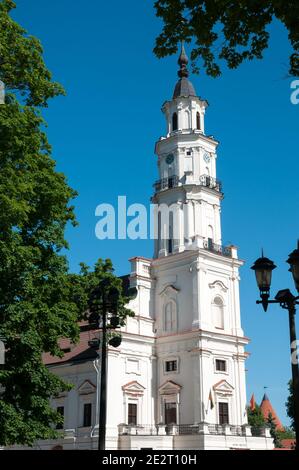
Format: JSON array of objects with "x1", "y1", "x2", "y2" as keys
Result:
[
  {"x1": 267, "y1": 412, "x2": 282, "y2": 448},
  {"x1": 154, "y1": 0, "x2": 299, "y2": 77},
  {"x1": 286, "y1": 379, "x2": 295, "y2": 432},
  {"x1": 277, "y1": 426, "x2": 295, "y2": 440},
  {"x1": 69, "y1": 258, "x2": 135, "y2": 330},
  {"x1": 0, "y1": 0, "x2": 64, "y2": 106},
  {"x1": 0, "y1": 0, "x2": 79, "y2": 445},
  {"x1": 247, "y1": 404, "x2": 266, "y2": 428}
]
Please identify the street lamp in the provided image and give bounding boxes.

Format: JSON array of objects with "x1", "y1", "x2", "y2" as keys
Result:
[
  {"x1": 88, "y1": 281, "x2": 122, "y2": 451},
  {"x1": 251, "y1": 253, "x2": 276, "y2": 311},
  {"x1": 251, "y1": 244, "x2": 299, "y2": 451}
]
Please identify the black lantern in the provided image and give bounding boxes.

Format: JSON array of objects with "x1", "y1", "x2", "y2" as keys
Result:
[
  {"x1": 287, "y1": 241, "x2": 299, "y2": 294},
  {"x1": 251, "y1": 254, "x2": 276, "y2": 311},
  {"x1": 108, "y1": 335, "x2": 122, "y2": 348}
]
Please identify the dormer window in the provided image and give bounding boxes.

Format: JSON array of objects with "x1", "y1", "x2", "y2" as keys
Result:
[
  {"x1": 172, "y1": 112, "x2": 178, "y2": 131},
  {"x1": 196, "y1": 112, "x2": 201, "y2": 130}
]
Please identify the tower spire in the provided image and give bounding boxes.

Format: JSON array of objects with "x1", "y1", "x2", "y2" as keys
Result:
[
  {"x1": 178, "y1": 41, "x2": 189, "y2": 78},
  {"x1": 173, "y1": 42, "x2": 196, "y2": 99}
]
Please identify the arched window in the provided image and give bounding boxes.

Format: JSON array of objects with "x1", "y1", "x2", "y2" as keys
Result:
[
  {"x1": 172, "y1": 112, "x2": 178, "y2": 131},
  {"x1": 212, "y1": 297, "x2": 224, "y2": 329},
  {"x1": 196, "y1": 112, "x2": 201, "y2": 130},
  {"x1": 164, "y1": 301, "x2": 176, "y2": 332},
  {"x1": 184, "y1": 110, "x2": 190, "y2": 129}
]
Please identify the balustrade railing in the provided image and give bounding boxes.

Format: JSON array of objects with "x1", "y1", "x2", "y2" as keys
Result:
[
  {"x1": 203, "y1": 239, "x2": 232, "y2": 257},
  {"x1": 116, "y1": 423, "x2": 266, "y2": 437},
  {"x1": 118, "y1": 423, "x2": 257, "y2": 436},
  {"x1": 199, "y1": 174, "x2": 222, "y2": 192},
  {"x1": 154, "y1": 176, "x2": 179, "y2": 192},
  {"x1": 153, "y1": 174, "x2": 222, "y2": 193}
]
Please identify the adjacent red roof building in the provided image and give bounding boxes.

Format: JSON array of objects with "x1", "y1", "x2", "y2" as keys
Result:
[
  {"x1": 43, "y1": 322, "x2": 99, "y2": 366},
  {"x1": 260, "y1": 393, "x2": 284, "y2": 431}
]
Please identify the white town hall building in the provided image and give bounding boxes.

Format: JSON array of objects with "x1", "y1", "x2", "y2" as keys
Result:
[{"x1": 13, "y1": 45, "x2": 273, "y2": 450}]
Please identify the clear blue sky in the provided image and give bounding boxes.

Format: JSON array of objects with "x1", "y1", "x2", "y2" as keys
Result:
[{"x1": 12, "y1": 0, "x2": 299, "y2": 425}]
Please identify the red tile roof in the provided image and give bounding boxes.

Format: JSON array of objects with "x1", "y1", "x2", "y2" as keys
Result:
[
  {"x1": 249, "y1": 393, "x2": 256, "y2": 410},
  {"x1": 260, "y1": 393, "x2": 284, "y2": 431},
  {"x1": 281, "y1": 439, "x2": 296, "y2": 450},
  {"x1": 43, "y1": 327, "x2": 99, "y2": 366}
]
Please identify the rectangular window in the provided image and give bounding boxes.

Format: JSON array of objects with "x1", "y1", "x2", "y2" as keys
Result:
[
  {"x1": 215, "y1": 359, "x2": 226, "y2": 372},
  {"x1": 164, "y1": 402, "x2": 177, "y2": 425},
  {"x1": 83, "y1": 403, "x2": 92, "y2": 427},
  {"x1": 218, "y1": 402, "x2": 229, "y2": 425},
  {"x1": 165, "y1": 360, "x2": 177, "y2": 372},
  {"x1": 128, "y1": 403, "x2": 137, "y2": 425},
  {"x1": 56, "y1": 406, "x2": 64, "y2": 430}
]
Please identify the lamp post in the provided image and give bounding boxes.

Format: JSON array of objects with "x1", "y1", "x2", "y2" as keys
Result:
[
  {"x1": 88, "y1": 281, "x2": 122, "y2": 451},
  {"x1": 251, "y1": 243, "x2": 299, "y2": 451}
]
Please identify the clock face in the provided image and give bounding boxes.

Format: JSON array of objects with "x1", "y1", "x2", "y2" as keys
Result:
[
  {"x1": 203, "y1": 152, "x2": 210, "y2": 163},
  {"x1": 166, "y1": 154, "x2": 174, "y2": 165}
]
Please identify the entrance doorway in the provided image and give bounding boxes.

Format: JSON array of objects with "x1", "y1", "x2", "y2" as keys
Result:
[{"x1": 164, "y1": 402, "x2": 177, "y2": 425}]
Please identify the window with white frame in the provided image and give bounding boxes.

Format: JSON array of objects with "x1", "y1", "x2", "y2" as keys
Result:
[
  {"x1": 127, "y1": 402, "x2": 138, "y2": 425},
  {"x1": 159, "y1": 381, "x2": 181, "y2": 425},
  {"x1": 122, "y1": 381, "x2": 145, "y2": 427},
  {"x1": 215, "y1": 359, "x2": 227, "y2": 372},
  {"x1": 165, "y1": 359, "x2": 178, "y2": 373},
  {"x1": 78, "y1": 380, "x2": 96, "y2": 429},
  {"x1": 218, "y1": 402, "x2": 229, "y2": 425},
  {"x1": 83, "y1": 403, "x2": 92, "y2": 427}
]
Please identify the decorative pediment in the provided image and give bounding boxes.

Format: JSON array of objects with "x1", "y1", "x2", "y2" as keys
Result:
[
  {"x1": 78, "y1": 380, "x2": 96, "y2": 395},
  {"x1": 159, "y1": 285, "x2": 179, "y2": 297},
  {"x1": 122, "y1": 380, "x2": 145, "y2": 397},
  {"x1": 208, "y1": 280, "x2": 228, "y2": 292},
  {"x1": 159, "y1": 380, "x2": 182, "y2": 395},
  {"x1": 213, "y1": 379, "x2": 234, "y2": 397}
]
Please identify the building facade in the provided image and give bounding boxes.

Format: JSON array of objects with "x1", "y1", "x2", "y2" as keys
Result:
[{"x1": 11, "y1": 45, "x2": 273, "y2": 450}]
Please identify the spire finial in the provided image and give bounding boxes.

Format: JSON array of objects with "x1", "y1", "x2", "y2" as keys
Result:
[{"x1": 178, "y1": 41, "x2": 189, "y2": 79}]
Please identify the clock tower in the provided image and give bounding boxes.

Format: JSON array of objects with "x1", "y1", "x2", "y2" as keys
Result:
[
  {"x1": 146, "y1": 43, "x2": 250, "y2": 429},
  {"x1": 153, "y1": 43, "x2": 222, "y2": 259}
]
